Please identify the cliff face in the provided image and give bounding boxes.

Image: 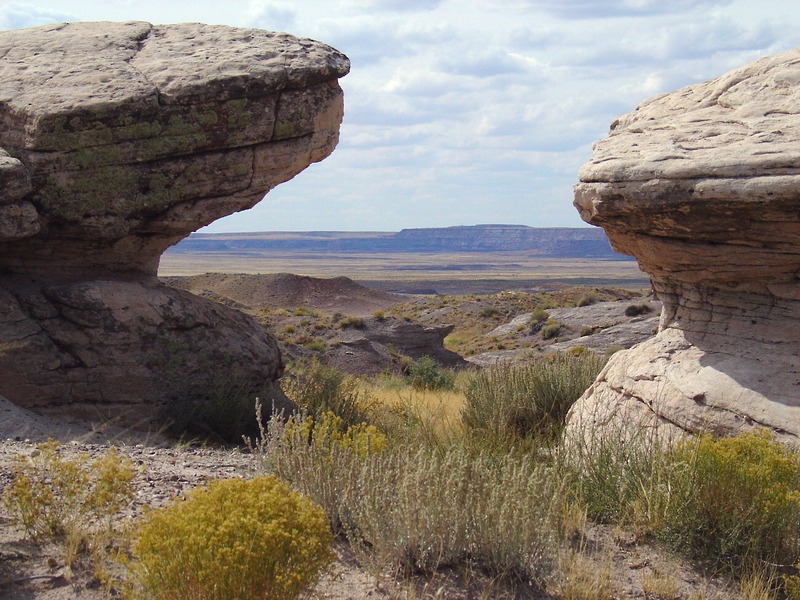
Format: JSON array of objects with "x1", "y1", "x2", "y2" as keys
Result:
[
  {"x1": 567, "y1": 47, "x2": 800, "y2": 446},
  {"x1": 0, "y1": 22, "x2": 348, "y2": 424},
  {"x1": 171, "y1": 225, "x2": 626, "y2": 258}
]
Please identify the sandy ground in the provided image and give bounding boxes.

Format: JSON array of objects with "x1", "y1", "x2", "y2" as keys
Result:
[{"x1": 0, "y1": 400, "x2": 741, "y2": 599}]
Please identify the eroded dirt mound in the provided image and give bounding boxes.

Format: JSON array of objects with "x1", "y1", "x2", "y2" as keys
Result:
[{"x1": 164, "y1": 272, "x2": 403, "y2": 316}]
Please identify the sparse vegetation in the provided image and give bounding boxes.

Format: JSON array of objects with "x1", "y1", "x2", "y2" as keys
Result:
[
  {"x1": 3, "y1": 440, "x2": 135, "y2": 572},
  {"x1": 541, "y1": 319, "x2": 562, "y2": 340},
  {"x1": 406, "y1": 355, "x2": 456, "y2": 391},
  {"x1": 478, "y1": 306, "x2": 501, "y2": 318},
  {"x1": 575, "y1": 292, "x2": 598, "y2": 307},
  {"x1": 8, "y1": 280, "x2": 793, "y2": 598},
  {"x1": 337, "y1": 315, "x2": 365, "y2": 329}
]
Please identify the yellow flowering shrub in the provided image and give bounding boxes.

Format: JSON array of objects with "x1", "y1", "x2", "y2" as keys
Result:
[
  {"x1": 661, "y1": 429, "x2": 800, "y2": 568},
  {"x1": 128, "y1": 476, "x2": 334, "y2": 600},
  {"x1": 3, "y1": 439, "x2": 134, "y2": 539},
  {"x1": 285, "y1": 411, "x2": 388, "y2": 458}
]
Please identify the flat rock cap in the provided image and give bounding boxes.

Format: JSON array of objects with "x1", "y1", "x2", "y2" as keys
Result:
[
  {"x1": 0, "y1": 21, "x2": 350, "y2": 152},
  {"x1": 579, "y1": 47, "x2": 800, "y2": 184}
]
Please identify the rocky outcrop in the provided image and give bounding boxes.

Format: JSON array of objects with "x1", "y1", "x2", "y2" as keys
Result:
[
  {"x1": 329, "y1": 318, "x2": 466, "y2": 377},
  {"x1": 568, "y1": 48, "x2": 800, "y2": 445},
  {"x1": 0, "y1": 22, "x2": 348, "y2": 425}
]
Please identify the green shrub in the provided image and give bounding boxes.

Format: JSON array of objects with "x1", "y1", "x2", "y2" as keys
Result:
[
  {"x1": 128, "y1": 476, "x2": 333, "y2": 600},
  {"x1": 373, "y1": 310, "x2": 386, "y2": 320},
  {"x1": 604, "y1": 344, "x2": 624, "y2": 357},
  {"x1": 659, "y1": 430, "x2": 800, "y2": 569},
  {"x1": 406, "y1": 355, "x2": 456, "y2": 391},
  {"x1": 302, "y1": 339, "x2": 326, "y2": 352},
  {"x1": 530, "y1": 308, "x2": 550, "y2": 324},
  {"x1": 575, "y1": 292, "x2": 598, "y2": 307},
  {"x1": 624, "y1": 303, "x2": 651, "y2": 317},
  {"x1": 540, "y1": 320, "x2": 562, "y2": 340},
  {"x1": 283, "y1": 359, "x2": 373, "y2": 428},
  {"x1": 562, "y1": 428, "x2": 800, "y2": 571},
  {"x1": 462, "y1": 353, "x2": 605, "y2": 446},
  {"x1": 338, "y1": 316, "x2": 365, "y2": 329},
  {"x1": 478, "y1": 306, "x2": 500, "y2": 318},
  {"x1": 558, "y1": 424, "x2": 675, "y2": 528}
]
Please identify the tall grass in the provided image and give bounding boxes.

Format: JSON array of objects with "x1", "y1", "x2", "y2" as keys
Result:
[
  {"x1": 253, "y1": 409, "x2": 561, "y2": 584},
  {"x1": 462, "y1": 353, "x2": 605, "y2": 447}
]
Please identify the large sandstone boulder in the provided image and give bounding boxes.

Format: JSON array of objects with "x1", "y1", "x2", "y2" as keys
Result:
[
  {"x1": 0, "y1": 22, "x2": 348, "y2": 427},
  {"x1": 568, "y1": 47, "x2": 800, "y2": 446}
]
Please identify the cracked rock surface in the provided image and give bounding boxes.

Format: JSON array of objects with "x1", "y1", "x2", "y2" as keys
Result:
[
  {"x1": 567, "y1": 47, "x2": 800, "y2": 446},
  {"x1": 0, "y1": 22, "x2": 348, "y2": 424}
]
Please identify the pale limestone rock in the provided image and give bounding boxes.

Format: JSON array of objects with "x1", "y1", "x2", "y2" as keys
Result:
[
  {"x1": 0, "y1": 22, "x2": 348, "y2": 427},
  {"x1": 568, "y1": 47, "x2": 800, "y2": 446}
]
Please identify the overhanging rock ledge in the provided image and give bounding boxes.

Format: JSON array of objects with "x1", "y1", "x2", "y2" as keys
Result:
[
  {"x1": 567, "y1": 46, "x2": 800, "y2": 447},
  {"x1": 0, "y1": 21, "x2": 349, "y2": 426}
]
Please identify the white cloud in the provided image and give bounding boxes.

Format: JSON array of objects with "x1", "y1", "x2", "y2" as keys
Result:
[
  {"x1": 0, "y1": 2, "x2": 74, "y2": 29},
  {"x1": 4, "y1": 0, "x2": 800, "y2": 231}
]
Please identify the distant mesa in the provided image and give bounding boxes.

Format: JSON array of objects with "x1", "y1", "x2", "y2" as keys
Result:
[
  {"x1": 0, "y1": 22, "x2": 349, "y2": 425},
  {"x1": 568, "y1": 46, "x2": 800, "y2": 446},
  {"x1": 169, "y1": 224, "x2": 630, "y2": 258}
]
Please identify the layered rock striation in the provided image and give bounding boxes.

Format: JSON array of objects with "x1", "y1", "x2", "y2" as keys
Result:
[
  {"x1": 569, "y1": 47, "x2": 800, "y2": 445},
  {"x1": 0, "y1": 22, "x2": 348, "y2": 424}
]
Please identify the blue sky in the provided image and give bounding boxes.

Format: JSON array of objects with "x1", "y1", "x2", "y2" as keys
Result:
[{"x1": 2, "y1": 1, "x2": 799, "y2": 232}]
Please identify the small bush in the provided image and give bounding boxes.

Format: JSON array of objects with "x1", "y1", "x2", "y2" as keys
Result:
[
  {"x1": 373, "y1": 310, "x2": 386, "y2": 320},
  {"x1": 462, "y1": 353, "x2": 605, "y2": 445},
  {"x1": 541, "y1": 320, "x2": 561, "y2": 340},
  {"x1": 624, "y1": 303, "x2": 651, "y2": 317},
  {"x1": 530, "y1": 308, "x2": 550, "y2": 324},
  {"x1": 283, "y1": 359, "x2": 373, "y2": 428},
  {"x1": 407, "y1": 355, "x2": 456, "y2": 391},
  {"x1": 604, "y1": 344, "x2": 624, "y2": 357},
  {"x1": 284, "y1": 411, "x2": 388, "y2": 460},
  {"x1": 478, "y1": 306, "x2": 500, "y2": 318},
  {"x1": 338, "y1": 316, "x2": 365, "y2": 329},
  {"x1": 575, "y1": 292, "x2": 598, "y2": 307},
  {"x1": 4, "y1": 440, "x2": 134, "y2": 539},
  {"x1": 128, "y1": 476, "x2": 333, "y2": 600},
  {"x1": 3, "y1": 440, "x2": 134, "y2": 569},
  {"x1": 302, "y1": 339, "x2": 326, "y2": 352}
]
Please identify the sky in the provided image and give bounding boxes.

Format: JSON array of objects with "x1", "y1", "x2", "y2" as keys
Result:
[{"x1": 2, "y1": 1, "x2": 799, "y2": 233}]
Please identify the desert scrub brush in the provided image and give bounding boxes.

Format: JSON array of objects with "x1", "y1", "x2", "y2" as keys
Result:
[{"x1": 127, "y1": 475, "x2": 333, "y2": 600}]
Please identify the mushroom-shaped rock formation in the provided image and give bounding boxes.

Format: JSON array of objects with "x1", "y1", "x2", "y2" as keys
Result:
[
  {"x1": 0, "y1": 22, "x2": 349, "y2": 426},
  {"x1": 568, "y1": 48, "x2": 800, "y2": 446}
]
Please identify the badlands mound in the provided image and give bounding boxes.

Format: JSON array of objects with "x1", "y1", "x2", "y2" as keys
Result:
[{"x1": 164, "y1": 272, "x2": 402, "y2": 316}]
